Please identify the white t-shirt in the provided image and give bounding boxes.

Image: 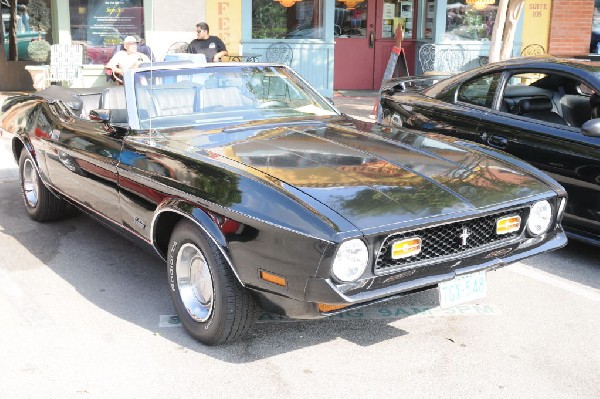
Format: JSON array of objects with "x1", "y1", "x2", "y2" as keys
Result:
[{"x1": 106, "y1": 51, "x2": 150, "y2": 72}]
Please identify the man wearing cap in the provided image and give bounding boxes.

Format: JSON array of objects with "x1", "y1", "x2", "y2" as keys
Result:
[{"x1": 106, "y1": 36, "x2": 151, "y2": 83}]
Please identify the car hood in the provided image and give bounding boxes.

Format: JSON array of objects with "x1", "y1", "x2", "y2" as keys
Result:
[{"x1": 160, "y1": 117, "x2": 552, "y2": 232}]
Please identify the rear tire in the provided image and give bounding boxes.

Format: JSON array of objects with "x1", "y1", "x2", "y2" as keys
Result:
[
  {"x1": 167, "y1": 219, "x2": 258, "y2": 345},
  {"x1": 18, "y1": 150, "x2": 67, "y2": 222}
]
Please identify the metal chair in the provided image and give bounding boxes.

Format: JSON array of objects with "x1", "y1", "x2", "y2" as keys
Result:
[
  {"x1": 418, "y1": 43, "x2": 436, "y2": 73},
  {"x1": 520, "y1": 44, "x2": 545, "y2": 56},
  {"x1": 47, "y1": 44, "x2": 84, "y2": 86},
  {"x1": 166, "y1": 41, "x2": 189, "y2": 55},
  {"x1": 440, "y1": 45, "x2": 466, "y2": 73},
  {"x1": 266, "y1": 42, "x2": 293, "y2": 66}
]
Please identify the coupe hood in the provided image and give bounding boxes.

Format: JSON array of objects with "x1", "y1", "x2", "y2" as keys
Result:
[{"x1": 167, "y1": 119, "x2": 552, "y2": 231}]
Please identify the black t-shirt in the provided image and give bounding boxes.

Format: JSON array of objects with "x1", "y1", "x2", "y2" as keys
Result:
[{"x1": 188, "y1": 36, "x2": 227, "y2": 62}]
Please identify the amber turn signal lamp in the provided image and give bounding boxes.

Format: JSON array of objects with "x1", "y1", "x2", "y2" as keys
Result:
[
  {"x1": 391, "y1": 237, "x2": 422, "y2": 259},
  {"x1": 496, "y1": 215, "x2": 521, "y2": 235},
  {"x1": 259, "y1": 270, "x2": 286, "y2": 287},
  {"x1": 318, "y1": 303, "x2": 349, "y2": 313}
]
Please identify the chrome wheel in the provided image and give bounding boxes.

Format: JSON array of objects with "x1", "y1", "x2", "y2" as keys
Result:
[
  {"x1": 22, "y1": 158, "x2": 39, "y2": 208},
  {"x1": 176, "y1": 243, "x2": 214, "y2": 322}
]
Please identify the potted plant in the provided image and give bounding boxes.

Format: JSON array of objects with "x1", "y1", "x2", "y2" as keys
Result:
[
  {"x1": 25, "y1": 39, "x2": 51, "y2": 91},
  {"x1": 27, "y1": 39, "x2": 50, "y2": 63}
]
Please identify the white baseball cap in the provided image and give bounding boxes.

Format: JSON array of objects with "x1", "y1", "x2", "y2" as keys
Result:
[{"x1": 123, "y1": 36, "x2": 139, "y2": 44}]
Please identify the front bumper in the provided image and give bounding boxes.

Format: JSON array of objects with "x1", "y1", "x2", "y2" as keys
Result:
[{"x1": 251, "y1": 228, "x2": 567, "y2": 319}]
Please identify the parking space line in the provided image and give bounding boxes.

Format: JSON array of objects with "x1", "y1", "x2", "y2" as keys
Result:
[{"x1": 507, "y1": 263, "x2": 600, "y2": 302}]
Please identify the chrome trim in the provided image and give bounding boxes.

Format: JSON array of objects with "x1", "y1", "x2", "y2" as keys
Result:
[{"x1": 151, "y1": 206, "x2": 246, "y2": 287}]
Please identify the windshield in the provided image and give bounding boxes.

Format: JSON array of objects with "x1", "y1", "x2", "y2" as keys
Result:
[{"x1": 132, "y1": 65, "x2": 338, "y2": 130}]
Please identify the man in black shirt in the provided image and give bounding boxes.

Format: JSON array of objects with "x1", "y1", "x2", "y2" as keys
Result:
[{"x1": 188, "y1": 22, "x2": 228, "y2": 62}]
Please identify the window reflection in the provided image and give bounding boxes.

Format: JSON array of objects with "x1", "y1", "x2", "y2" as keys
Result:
[
  {"x1": 69, "y1": 0, "x2": 145, "y2": 65},
  {"x1": 252, "y1": 0, "x2": 324, "y2": 39},
  {"x1": 334, "y1": 1, "x2": 367, "y2": 38},
  {"x1": 445, "y1": 0, "x2": 498, "y2": 41}
]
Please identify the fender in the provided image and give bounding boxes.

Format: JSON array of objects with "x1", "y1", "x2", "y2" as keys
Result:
[
  {"x1": 12, "y1": 135, "x2": 52, "y2": 187},
  {"x1": 151, "y1": 198, "x2": 246, "y2": 286}
]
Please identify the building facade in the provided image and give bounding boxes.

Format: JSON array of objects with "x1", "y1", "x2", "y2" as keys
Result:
[{"x1": 1, "y1": 0, "x2": 598, "y2": 95}]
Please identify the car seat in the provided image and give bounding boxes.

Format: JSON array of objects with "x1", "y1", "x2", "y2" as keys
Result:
[
  {"x1": 517, "y1": 97, "x2": 567, "y2": 125},
  {"x1": 590, "y1": 93, "x2": 600, "y2": 119}
]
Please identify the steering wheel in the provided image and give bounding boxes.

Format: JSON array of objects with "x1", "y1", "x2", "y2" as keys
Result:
[{"x1": 257, "y1": 100, "x2": 288, "y2": 109}]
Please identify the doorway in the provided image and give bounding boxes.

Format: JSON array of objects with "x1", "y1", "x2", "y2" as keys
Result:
[{"x1": 333, "y1": 0, "x2": 417, "y2": 90}]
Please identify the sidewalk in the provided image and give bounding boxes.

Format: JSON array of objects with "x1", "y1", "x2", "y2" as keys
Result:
[{"x1": 333, "y1": 90, "x2": 379, "y2": 122}]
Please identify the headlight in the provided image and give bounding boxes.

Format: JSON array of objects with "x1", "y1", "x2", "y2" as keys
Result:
[
  {"x1": 331, "y1": 239, "x2": 369, "y2": 282},
  {"x1": 527, "y1": 200, "x2": 553, "y2": 236}
]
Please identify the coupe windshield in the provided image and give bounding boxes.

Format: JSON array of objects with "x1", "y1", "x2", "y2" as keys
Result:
[{"x1": 132, "y1": 65, "x2": 338, "y2": 129}]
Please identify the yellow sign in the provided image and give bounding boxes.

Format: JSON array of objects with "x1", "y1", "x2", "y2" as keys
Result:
[
  {"x1": 521, "y1": 0, "x2": 552, "y2": 53},
  {"x1": 206, "y1": 1, "x2": 242, "y2": 55}
]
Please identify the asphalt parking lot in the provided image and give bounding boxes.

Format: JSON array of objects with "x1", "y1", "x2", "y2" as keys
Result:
[{"x1": 1, "y1": 93, "x2": 599, "y2": 398}]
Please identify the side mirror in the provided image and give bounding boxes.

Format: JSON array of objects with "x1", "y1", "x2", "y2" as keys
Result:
[
  {"x1": 89, "y1": 109, "x2": 128, "y2": 125},
  {"x1": 89, "y1": 109, "x2": 111, "y2": 122},
  {"x1": 581, "y1": 118, "x2": 600, "y2": 137},
  {"x1": 382, "y1": 82, "x2": 406, "y2": 96}
]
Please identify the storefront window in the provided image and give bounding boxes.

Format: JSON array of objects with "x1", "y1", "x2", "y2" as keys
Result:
[
  {"x1": 590, "y1": 0, "x2": 600, "y2": 52},
  {"x1": 2, "y1": 0, "x2": 53, "y2": 61},
  {"x1": 69, "y1": 0, "x2": 145, "y2": 64},
  {"x1": 252, "y1": 0, "x2": 324, "y2": 39},
  {"x1": 445, "y1": 0, "x2": 498, "y2": 41},
  {"x1": 334, "y1": 1, "x2": 367, "y2": 38}
]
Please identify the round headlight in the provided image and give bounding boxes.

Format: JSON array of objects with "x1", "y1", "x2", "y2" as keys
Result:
[
  {"x1": 527, "y1": 200, "x2": 553, "y2": 236},
  {"x1": 331, "y1": 239, "x2": 369, "y2": 283}
]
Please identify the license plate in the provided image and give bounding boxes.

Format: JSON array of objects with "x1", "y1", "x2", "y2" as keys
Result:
[{"x1": 438, "y1": 271, "x2": 487, "y2": 308}]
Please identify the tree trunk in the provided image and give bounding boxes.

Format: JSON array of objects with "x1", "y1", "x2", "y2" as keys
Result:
[
  {"x1": 488, "y1": 0, "x2": 509, "y2": 63},
  {"x1": 0, "y1": 7, "x2": 5, "y2": 62},
  {"x1": 8, "y1": 0, "x2": 18, "y2": 60},
  {"x1": 500, "y1": 0, "x2": 526, "y2": 61}
]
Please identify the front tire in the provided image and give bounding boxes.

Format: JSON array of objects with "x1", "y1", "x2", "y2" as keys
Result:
[
  {"x1": 18, "y1": 150, "x2": 67, "y2": 222},
  {"x1": 167, "y1": 219, "x2": 258, "y2": 345}
]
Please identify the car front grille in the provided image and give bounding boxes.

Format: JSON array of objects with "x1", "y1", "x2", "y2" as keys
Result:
[{"x1": 374, "y1": 207, "x2": 529, "y2": 273}]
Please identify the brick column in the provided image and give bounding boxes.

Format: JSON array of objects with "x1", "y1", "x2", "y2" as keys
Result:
[{"x1": 548, "y1": 0, "x2": 595, "y2": 56}]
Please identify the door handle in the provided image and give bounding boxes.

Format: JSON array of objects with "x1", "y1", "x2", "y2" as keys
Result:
[
  {"x1": 487, "y1": 135, "x2": 508, "y2": 150},
  {"x1": 369, "y1": 32, "x2": 374, "y2": 48}
]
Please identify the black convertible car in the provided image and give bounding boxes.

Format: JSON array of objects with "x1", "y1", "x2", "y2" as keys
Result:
[
  {"x1": 379, "y1": 57, "x2": 600, "y2": 245},
  {"x1": 1, "y1": 63, "x2": 567, "y2": 345}
]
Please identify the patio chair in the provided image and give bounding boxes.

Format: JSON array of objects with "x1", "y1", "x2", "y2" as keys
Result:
[
  {"x1": 166, "y1": 41, "x2": 189, "y2": 55},
  {"x1": 47, "y1": 44, "x2": 84, "y2": 86},
  {"x1": 520, "y1": 44, "x2": 545, "y2": 56},
  {"x1": 418, "y1": 43, "x2": 436, "y2": 74},
  {"x1": 440, "y1": 45, "x2": 466, "y2": 73}
]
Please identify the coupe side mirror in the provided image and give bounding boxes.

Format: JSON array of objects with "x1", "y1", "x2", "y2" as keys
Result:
[{"x1": 581, "y1": 118, "x2": 600, "y2": 137}]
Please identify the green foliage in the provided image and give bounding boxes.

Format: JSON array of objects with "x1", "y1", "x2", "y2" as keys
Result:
[
  {"x1": 27, "y1": 39, "x2": 50, "y2": 62},
  {"x1": 28, "y1": 0, "x2": 51, "y2": 33},
  {"x1": 252, "y1": 0, "x2": 287, "y2": 39}
]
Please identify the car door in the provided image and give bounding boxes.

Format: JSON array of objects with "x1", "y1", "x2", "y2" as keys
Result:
[
  {"x1": 393, "y1": 72, "x2": 501, "y2": 141},
  {"x1": 38, "y1": 102, "x2": 123, "y2": 224},
  {"x1": 475, "y1": 73, "x2": 600, "y2": 238}
]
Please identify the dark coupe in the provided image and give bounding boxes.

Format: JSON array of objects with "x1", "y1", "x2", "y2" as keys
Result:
[
  {"x1": 379, "y1": 57, "x2": 600, "y2": 245},
  {"x1": 1, "y1": 63, "x2": 567, "y2": 345}
]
